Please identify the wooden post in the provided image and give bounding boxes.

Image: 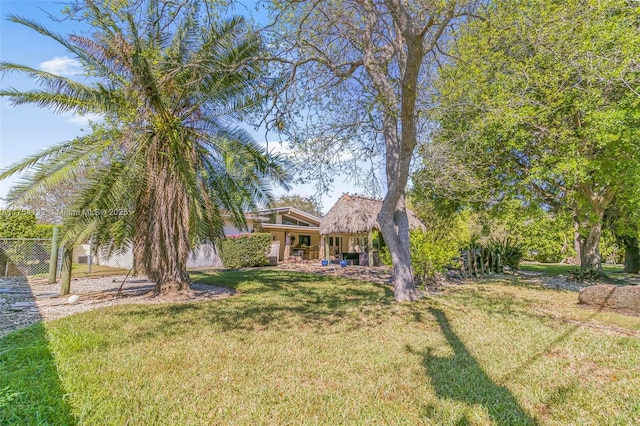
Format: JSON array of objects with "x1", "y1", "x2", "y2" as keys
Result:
[
  {"x1": 60, "y1": 244, "x2": 72, "y2": 296},
  {"x1": 324, "y1": 235, "x2": 330, "y2": 260},
  {"x1": 283, "y1": 231, "x2": 291, "y2": 260},
  {"x1": 87, "y1": 236, "x2": 93, "y2": 273},
  {"x1": 47, "y1": 226, "x2": 59, "y2": 284},
  {"x1": 319, "y1": 235, "x2": 326, "y2": 260},
  {"x1": 472, "y1": 247, "x2": 478, "y2": 276},
  {"x1": 367, "y1": 230, "x2": 373, "y2": 267},
  {"x1": 479, "y1": 247, "x2": 485, "y2": 275},
  {"x1": 466, "y1": 250, "x2": 472, "y2": 277}
]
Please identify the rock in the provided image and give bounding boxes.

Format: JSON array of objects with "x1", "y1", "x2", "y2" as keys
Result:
[
  {"x1": 67, "y1": 294, "x2": 80, "y2": 304},
  {"x1": 578, "y1": 285, "x2": 640, "y2": 312}
]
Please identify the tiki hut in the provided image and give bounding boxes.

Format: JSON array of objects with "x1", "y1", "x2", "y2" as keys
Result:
[{"x1": 319, "y1": 194, "x2": 424, "y2": 266}]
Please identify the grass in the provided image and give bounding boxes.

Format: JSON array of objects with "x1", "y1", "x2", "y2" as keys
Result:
[
  {"x1": 70, "y1": 263, "x2": 130, "y2": 277},
  {"x1": 519, "y1": 261, "x2": 623, "y2": 276},
  {"x1": 26, "y1": 263, "x2": 130, "y2": 280},
  {"x1": 2, "y1": 269, "x2": 640, "y2": 425}
]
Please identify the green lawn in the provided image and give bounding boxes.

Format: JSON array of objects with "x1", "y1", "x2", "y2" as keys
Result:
[
  {"x1": 519, "y1": 261, "x2": 623, "y2": 276},
  {"x1": 70, "y1": 263, "x2": 131, "y2": 277},
  {"x1": 2, "y1": 270, "x2": 639, "y2": 425}
]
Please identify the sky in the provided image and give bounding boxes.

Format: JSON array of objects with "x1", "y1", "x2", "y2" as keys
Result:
[{"x1": 0, "y1": 0, "x2": 359, "y2": 214}]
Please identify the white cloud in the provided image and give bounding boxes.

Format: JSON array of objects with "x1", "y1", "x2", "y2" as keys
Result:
[
  {"x1": 40, "y1": 56, "x2": 83, "y2": 76},
  {"x1": 263, "y1": 141, "x2": 293, "y2": 155},
  {"x1": 66, "y1": 112, "x2": 103, "y2": 125}
]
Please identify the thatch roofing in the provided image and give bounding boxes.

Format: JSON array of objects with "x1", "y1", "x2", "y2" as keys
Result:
[{"x1": 319, "y1": 194, "x2": 425, "y2": 235}]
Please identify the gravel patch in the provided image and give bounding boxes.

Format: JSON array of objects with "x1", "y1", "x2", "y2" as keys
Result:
[
  {"x1": 0, "y1": 278, "x2": 42, "y2": 338},
  {"x1": 517, "y1": 272, "x2": 597, "y2": 292},
  {"x1": 1, "y1": 275, "x2": 234, "y2": 338}
]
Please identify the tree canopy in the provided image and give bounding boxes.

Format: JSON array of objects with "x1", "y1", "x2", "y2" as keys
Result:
[{"x1": 433, "y1": 0, "x2": 640, "y2": 271}]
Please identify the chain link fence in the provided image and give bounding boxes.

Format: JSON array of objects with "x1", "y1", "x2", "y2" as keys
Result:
[{"x1": 0, "y1": 238, "x2": 54, "y2": 278}]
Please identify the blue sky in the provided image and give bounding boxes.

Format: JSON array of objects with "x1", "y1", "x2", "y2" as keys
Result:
[{"x1": 0, "y1": 1, "x2": 356, "y2": 213}]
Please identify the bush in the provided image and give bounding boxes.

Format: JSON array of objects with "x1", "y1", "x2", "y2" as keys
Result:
[
  {"x1": 380, "y1": 228, "x2": 466, "y2": 284},
  {"x1": 0, "y1": 210, "x2": 53, "y2": 238},
  {"x1": 219, "y1": 233, "x2": 272, "y2": 269},
  {"x1": 486, "y1": 237, "x2": 525, "y2": 271}
]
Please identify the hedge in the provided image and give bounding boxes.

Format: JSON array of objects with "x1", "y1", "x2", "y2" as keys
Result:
[
  {"x1": 0, "y1": 210, "x2": 54, "y2": 239},
  {"x1": 219, "y1": 233, "x2": 272, "y2": 268}
]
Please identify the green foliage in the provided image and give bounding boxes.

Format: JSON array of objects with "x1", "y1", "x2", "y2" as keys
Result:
[
  {"x1": 489, "y1": 203, "x2": 574, "y2": 263},
  {"x1": 600, "y1": 228, "x2": 623, "y2": 264},
  {"x1": 486, "y1": 237, "x2": 525, "y2": 271},
  {"x1": 409, "y1": 230, "x2": 464, "y2": 283},
  {"x1": 435, "y1": 0, "x2": 640, "y2": 269},
  {"x1": 381, "y1": 217, "x2": 469, "y2": 282},
  {"x1": 568, "y1": 267, "x2": 602, "y2": 282},
  {"x1": 0, "y1": 210, "x2": 53, "y2": 239},
  {"x1": 0, "y1": 1, "x2": 288, "y2": 288},
  {"x1": 219, "y1": 233, "x2": 272, "y2": 268}
]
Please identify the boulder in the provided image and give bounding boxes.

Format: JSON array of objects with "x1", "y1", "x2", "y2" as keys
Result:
[{"x1": 578, "y1": 285, "x2": 640, "y2": 312}]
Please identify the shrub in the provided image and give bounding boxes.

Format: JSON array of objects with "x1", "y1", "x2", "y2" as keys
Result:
[
  {"x1": 380, "y1": 228, "x2": 466, "y2": 284},
  {"x1": 219, "y1": 233, "x2": 272, "y2": 269},
  {"x1": 0, "y1": 210, "x2": 53, "y2": 238},
  {"x1": 486, "y1": 237, "x2": 525, "y2": 271}
]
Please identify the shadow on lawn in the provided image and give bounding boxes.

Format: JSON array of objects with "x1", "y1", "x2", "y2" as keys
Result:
[
  {"x1": 0, "y1": 323, "x2": 77, "y2": 425},
  {"x1": 100, "y1": 269, "x2": 395, "y2": 344},
  {"x1": 417, "y1": 308, "x2": 537, "y2": 426}
]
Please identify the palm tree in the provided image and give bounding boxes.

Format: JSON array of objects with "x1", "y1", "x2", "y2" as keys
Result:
[{"x1": 0, "y1": 0, "x2": 288, "y2": 294}]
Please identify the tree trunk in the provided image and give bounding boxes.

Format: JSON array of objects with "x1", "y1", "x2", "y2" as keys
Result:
[
  {"x1": 574, "y1": 185, "x2": 613, "y2": 273},
  {"x1": 378, "y1": 193, "x2": 418, "y2": 301},
  {"x1": 580, "y1": 221, "x2": 603, "y2": 273},
  {"x1": 136, "y1": 152, "x2": 192, "y2": 296},
  {"x1": 572, "y1": 208, "x2": 584, "y2": 265},
  {"x1": 621, "y1": 236, "x2": 640, "y2": 273}
]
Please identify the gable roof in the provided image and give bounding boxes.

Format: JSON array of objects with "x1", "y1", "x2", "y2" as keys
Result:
[
  {"x1": 319, "y1": 194, "x2": 424, "y2": 235},
  {"x1": 256, "y1": 206, "x2": 322, "y2": 226}
]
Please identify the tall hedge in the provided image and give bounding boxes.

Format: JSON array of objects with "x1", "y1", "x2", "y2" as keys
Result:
[
  {"x1": 219, "y1": 233, "x2": 272, "y2": 268},
  {"x1": 0, "y1": 210, "x2": 54, "y2": 238}
]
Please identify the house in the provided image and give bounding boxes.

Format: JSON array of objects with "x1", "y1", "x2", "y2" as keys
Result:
[
  {"x1": 89, "y1": 206, "x2": 322, "y2": 268},
  {"x1": 253, "y1": 207, "x2": 322, "y2": 261},
  {"x1": 85, "y1": 194, "x2": 423, "y2": 268}
]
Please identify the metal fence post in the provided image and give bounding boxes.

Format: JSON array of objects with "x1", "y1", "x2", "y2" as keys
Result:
[{"x1": 48, "y1": 226, "x2": 59, "y2": 284}]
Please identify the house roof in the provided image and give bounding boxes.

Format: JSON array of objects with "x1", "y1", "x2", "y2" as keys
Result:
[
  {"x1": 319, "y1": 194, "x2": 424, "y2": 235},
  {"x1": 255, "y1": 206, "x2": 322, "y2": 226}
]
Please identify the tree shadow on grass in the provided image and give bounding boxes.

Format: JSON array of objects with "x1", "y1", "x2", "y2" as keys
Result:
[
  {"x1": 0, "y1": 323, "x2": 77, "y2": 425},
  {"x1": 416, "y1": 308, "x2": 537, "y2": 426},
  {"x1": 93, "y1": 269, "x2": 396, "y2": 345}
]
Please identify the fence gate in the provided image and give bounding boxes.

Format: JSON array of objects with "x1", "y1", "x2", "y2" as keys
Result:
[{"x1": 0, "y1": 238, "x2": 53, "y2": 278}]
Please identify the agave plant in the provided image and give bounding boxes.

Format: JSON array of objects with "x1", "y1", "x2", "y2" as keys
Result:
[
  {"x1": 0, "y1": 0, "x2": 288, "y2": 294},
  {"x1": 486, "y1": 237, "x2": 525, "y2": 272}
]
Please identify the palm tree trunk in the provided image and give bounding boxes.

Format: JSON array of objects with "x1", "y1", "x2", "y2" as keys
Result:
[{"x1": 138, "y1": 153, "x2": 192, "y2": 295}]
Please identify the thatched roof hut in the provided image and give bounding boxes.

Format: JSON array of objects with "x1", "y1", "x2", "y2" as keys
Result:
[{"x1": 319, "y1": 194, "x2": 424, "y2": 235}]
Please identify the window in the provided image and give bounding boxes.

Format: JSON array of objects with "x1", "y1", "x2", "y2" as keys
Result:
[{"x1": 299, "y1": 235, "x2": 311, "y2": 246}]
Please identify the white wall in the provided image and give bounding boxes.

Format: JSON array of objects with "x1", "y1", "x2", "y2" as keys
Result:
[{"x1": 90, "y1": 243, "x2": 222, "y2": 270}]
